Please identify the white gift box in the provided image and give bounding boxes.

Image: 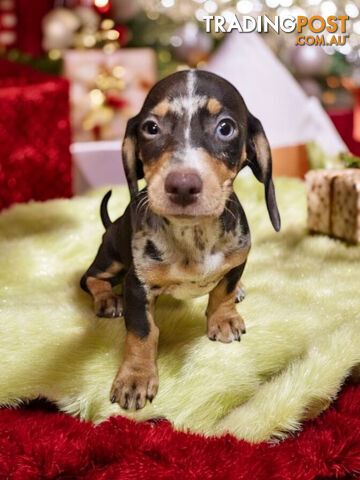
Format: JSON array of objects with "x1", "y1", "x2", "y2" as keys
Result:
[{"x1": 71, "y1": 140, "x2": 126, "y2": 194}]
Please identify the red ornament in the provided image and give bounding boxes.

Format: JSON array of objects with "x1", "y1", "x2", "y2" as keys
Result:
[
  {"x1": 0, "y1": 59, "x2": 72, "y2": 211},
  {"x1": 105, "y1": 93, "x2": 127, "y2": 109},
  {"x1": 114, "y1": 24, "x2": 129, "y2": 47}
]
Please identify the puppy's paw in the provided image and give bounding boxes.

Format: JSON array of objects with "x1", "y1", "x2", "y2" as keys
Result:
[
  {"x1": 235, "y1": 284, "x2": 246, "y2": 303},
  {"x1": 95, "y1": 293, "x2": 123, "y2": 318},
  {"x1": 207, "y1": 313, "x2": 246, "y2": 343},
  {"x1": 110, "y1": 364, "x2": 158, "y2": 410}
]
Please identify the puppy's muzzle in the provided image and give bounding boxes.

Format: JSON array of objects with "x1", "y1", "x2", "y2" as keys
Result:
[{"x1": 164, "y1": 169, "x2": 203, "y2": 207}]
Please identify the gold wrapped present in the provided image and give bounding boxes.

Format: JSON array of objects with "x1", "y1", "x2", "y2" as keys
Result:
[{"x1": 305, "y1": 169, "x2": 360, "y2": 243}]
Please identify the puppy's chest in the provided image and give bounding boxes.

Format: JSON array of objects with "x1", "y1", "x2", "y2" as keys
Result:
[{"x1": 132, "y1": 223, "x2": 241, "y2": 299}]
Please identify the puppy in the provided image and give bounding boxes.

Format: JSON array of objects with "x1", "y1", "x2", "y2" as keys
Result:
[{"x1": 80, "y1": 70, "x2": 281, "y2": 411}]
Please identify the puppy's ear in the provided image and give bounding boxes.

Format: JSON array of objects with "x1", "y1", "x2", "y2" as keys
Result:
[
  {"x1": 245, "y1": 112, "x2": 281, "y2": 232},
  {"x1": 122, "y1": 115, "x2": 144, "y2": 199}
]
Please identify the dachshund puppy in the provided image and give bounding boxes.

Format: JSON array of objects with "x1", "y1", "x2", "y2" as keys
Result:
[{"x1": 81, "y1": 70, "x2": 281, "y2": 411}]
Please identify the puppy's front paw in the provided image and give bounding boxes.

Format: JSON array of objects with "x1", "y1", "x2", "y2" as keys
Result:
[
  {"x1": 110, "y1": 364, "x2": 158, "y2": 410},
  {"x1": 207, "y1": 313, "x2": 246, "y2": 343},
  {"x1": 95, "y1": 293, "x2": 123, "y2": 318}
]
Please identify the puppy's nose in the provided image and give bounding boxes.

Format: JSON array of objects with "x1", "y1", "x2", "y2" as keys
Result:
[{"x1": 165, "y1": 170, "x2": 203, "y2": 206}]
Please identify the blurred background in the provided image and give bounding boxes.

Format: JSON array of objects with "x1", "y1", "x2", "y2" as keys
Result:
[{"x1": 0, "y1": 0, "x2": 359, "y2": 209}]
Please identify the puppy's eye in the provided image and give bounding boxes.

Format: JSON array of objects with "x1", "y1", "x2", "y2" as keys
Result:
[
  {"x1": 216, "y1": 120, "x2": 235, "y2": 138},
  {"x1": 142, "y1": 121, "x2": 159, "y2": 136}
]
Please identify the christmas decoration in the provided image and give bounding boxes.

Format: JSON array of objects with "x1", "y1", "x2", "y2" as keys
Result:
[
  {"x1": 288, "y1": 45, "x2": 330, "y2": 77},
  {"x1": 0, "y1": 0, "x2": 17, "y2": 50},
  {"x1": 138, "y1": 0, "x2": 360, "y2": 59},
  {"x1": 0, "y1": 59, "x2": 72, "y2": 210},
  {"x1": 111, "y1": 0, "x2": 140, "y2": 22},
  {"x1": 170, "y1": 22, "x2": 213, "y2": 66},
  {"x1": 42, "y1": 6, "x2": 106, "y2": 52},
  {"x1": 3, "y1": 0, "x2": 359, "y2": 149},
  {"x1": 134, "y1": 0, "x2": 360, "y2": 102},
  {"x1": 63, "y1": 48, "x2": 156, "y2": 141},
  {"x1": 42, "y1": 7, "x2": 81, "y2": 51},
  {"x1": 306, "y1": 168, "x2": 360, "y2": 243}
]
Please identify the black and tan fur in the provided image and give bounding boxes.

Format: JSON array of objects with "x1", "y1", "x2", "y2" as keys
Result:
[{"x1": 81, "y1": 70, "x2": 281, "y2": 411}]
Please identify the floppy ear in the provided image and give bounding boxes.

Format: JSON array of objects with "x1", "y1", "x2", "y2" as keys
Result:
[
  {"x1": 245, "y1": 112, "x2": 281, "y2": 232},
  {"x1": 122, "y1": 115, "x2": 144, "y2": 200}
]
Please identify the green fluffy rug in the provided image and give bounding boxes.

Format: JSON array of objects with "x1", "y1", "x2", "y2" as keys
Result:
[{"x1": 1, "y1": 177, "x2": 360, "y2": 443}]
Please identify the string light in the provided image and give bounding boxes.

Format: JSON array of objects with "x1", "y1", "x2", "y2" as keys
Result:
[
  {"x1": 106, "y1": 30, "x2": 120, "y2": 40},
  {"x1": 354, "y1": 20, "x2": 360, "y2": 34},
  {"x1": 162, "y1": 0, "x2": 175, "y2": 7},
  {"x1": 279, "y1": 0, "x2": 293, "y2": 7},
  {"x1": 101, "y1": 19, "x2": 115, "y2": 30},
  {"x1": 236, "y1": 0, "x2": 253, "y2": 14},
  {"x1": 265, "y1": 0, "x2": 280, "y2": 9},
  {"x1": 94, "y1": 0, "x2": 109, "y2": 7},
  {"x1": 82, "y1": 34, "x2": 96, "y2": 47},
  {"x1": 345, "y1": 2, "x2": 359, "y2": 18},
  {"x1": 90, "y1": 89, "x2": 105, "y2": 107},
  {"x1": 320, "y1": 0, "x2": 337, "y2": 16},
  {"x1": 94, "y1": 0, "x2": 110, "y2": 13},
  {"x1": 195, "y1": 8, "x2": 207, "y2": 20},
  {"x1": 138, "y1": 0, "x2": 360, "y2": 58},
  {"x1": 48, "y1": 49, "x2": 61, "y2": 60},
  {"x1": 204, "y1": 0, "x2": 218, "y2": 13}
]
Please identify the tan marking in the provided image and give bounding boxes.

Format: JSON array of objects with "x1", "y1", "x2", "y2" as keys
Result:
[
  {"x1": 122, "y1": 136, "x2": 138, "y2": 196},
  {"x1": 207, "y1": 277, "x2": 246, "y2": 343},
  {"x1": 97, "y1": 261, "x2": 123, "y2": 279},
  {"x1": 202, "y1": 149, "x2": 237, "y2": 181},
  {"x1": 152, "y1": 101, "x2": 170, "y2": 116},
  {"x1": 122, "y1": 137, "x2": 135, "y2": 165},
  {"x1": 241, "y1": 145, "x2": 247, "y2": 163},
  {"x1": 86, "y1": 262, "x2": 124, "y2": 317},
  {"x1": 110, "y1": 300, "x2": 159, "y2": 410},
  {"x1": 143, "y1": 150, "x2": 172, "y2": 182},
  {"x1": 252, "y1": 133, "x2": 271, "y2": 174},
  {"x1": 147, "y1": 147, "x2": 237, "y2": 219},
  {"x1": 207, "y1": 97, "x2": 222, "y2": 115},
  {"x1": 87, "y1": 276, "x2": 112, "y2": 298}
]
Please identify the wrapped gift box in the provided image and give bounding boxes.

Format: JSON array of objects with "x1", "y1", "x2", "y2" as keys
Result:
[
  {"x1": 71, "y1": 140, "x2": 126, "y2": 194},
  {"x1": 305, "y1": 169, "x2": 360, "y2": 243},
  {"x1": 0, "y1": 59, "x2": 72, "y2": 211},
  {"x1": 63, "y1": 49, "x2": 156, "y2": 142}
]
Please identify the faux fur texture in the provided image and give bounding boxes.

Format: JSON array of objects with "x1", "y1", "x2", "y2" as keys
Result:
[
  {"x1": 2, "y1": 384, "x2": 360, "y2": 479},
  {"x1": 0, "y1": 177, "x2": 359, "y2": 442}
]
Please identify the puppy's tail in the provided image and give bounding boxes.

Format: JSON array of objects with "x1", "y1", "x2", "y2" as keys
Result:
[{"x1": 100, "y1": 190, "x2": 112, "y2": 229}]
